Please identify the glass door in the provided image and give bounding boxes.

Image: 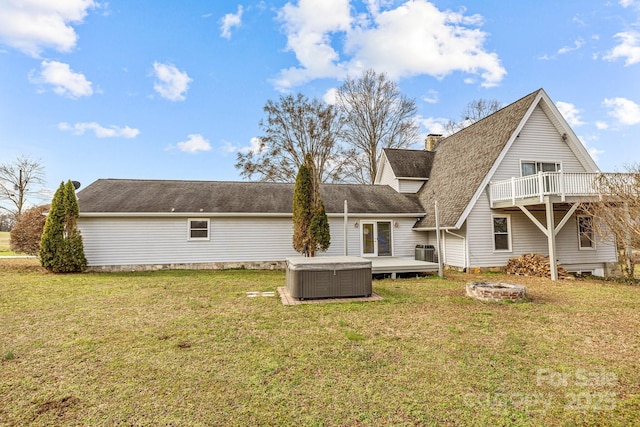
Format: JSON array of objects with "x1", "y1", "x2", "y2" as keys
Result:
[{"x1": 361, "y1": 221, "x2": 393, "y2": 256}]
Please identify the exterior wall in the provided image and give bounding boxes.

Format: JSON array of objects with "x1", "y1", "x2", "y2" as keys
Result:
[
  {"x1": 78, "y1": 215, "x2": 428, "y2": 268},
  {"x1": 462, "y1": 105, "x2": 617, "y2": 273},
  {"x1": 377, "y1": 159, "x2": 400, "y2": 192},
  {"x1": 398, "y1": 179, "x2": 425, "y2": 193}
]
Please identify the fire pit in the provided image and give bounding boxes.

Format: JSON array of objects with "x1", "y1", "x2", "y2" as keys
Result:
[{"x1": 466, "y1": 282, "x2": 526, "y2": 302}]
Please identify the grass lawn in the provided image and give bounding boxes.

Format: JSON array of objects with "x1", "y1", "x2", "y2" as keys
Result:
[
  {"x1": 1, "y1": 259, "x2": 638, "y2": 426},
  {"x1": 0, "y1": 231, "x2": 13, "y2": 255}
]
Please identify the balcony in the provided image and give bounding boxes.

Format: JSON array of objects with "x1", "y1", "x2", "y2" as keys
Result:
[{"x1": 489, "y1": 172, "x2": 603, "y2": 208}]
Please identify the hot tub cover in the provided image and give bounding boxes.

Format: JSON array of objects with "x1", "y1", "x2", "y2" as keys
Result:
[{"x1": 286, "y1": 256, "x2": 371, "y2": 271}]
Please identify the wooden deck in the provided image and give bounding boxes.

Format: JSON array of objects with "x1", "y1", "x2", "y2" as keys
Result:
[{"x1": 370, "y1": 257, "x2": 439, "y2": 277}]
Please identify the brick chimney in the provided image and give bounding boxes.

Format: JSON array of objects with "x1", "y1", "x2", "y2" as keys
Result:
[{"x1": 425, "y1": 134, "x2": 444, "y2": 151}]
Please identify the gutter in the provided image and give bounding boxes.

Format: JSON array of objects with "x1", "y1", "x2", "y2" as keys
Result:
[{"x1": 79, "y1": 212, "x2": 427, "y2": 218}]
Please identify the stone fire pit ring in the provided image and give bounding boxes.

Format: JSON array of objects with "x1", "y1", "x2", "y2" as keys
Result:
[{"x1": 466, "y1": 282, "x2": 527, "y2": 302}]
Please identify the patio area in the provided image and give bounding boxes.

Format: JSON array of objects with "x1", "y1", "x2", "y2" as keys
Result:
[{"x1": 370, "y1": 256, "x2": 439, "y2": 278}]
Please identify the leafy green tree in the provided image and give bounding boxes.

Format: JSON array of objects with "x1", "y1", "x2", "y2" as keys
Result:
[
  {"x1": 292, "y1": 154, "x2": 330, "y2": 256},
  {"x1": 39, "y1": 181, "x2": 87, "y2": 273},
  {"x1": 309, "y1": 200, "x2": 330, "y2": 253}
]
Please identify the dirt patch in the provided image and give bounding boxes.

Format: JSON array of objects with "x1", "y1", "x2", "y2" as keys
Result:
[{"x1": 35, "y1": 396, "x2": 80, "y2": 417}]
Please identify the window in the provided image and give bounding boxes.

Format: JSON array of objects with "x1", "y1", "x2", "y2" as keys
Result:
[
  {"x1": 578, "y1": 215, "x2": 594, "y2": 249},
  {"x1": 521, "y1": 161, "x2": 561, "y2": 176},
  {"x1": 493, "y1": 215, "x2": 511, "y2": 251},
  {"x1": 188, "y1": 219, "x2": 210, "y2": 240}
]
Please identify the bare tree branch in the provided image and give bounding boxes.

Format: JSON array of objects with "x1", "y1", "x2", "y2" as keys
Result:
[
  {"x1": 235, "y1": 93, "x2": 348, "y2": 183},
  {"x1": 335, "y1": 69, "x2": 419, "y2": 184},
  {"x1": 445, "y1": 98, "x2": 501, "y2": 135},
  {"x1": 579, "y1": 164, "x2": 640, "y2": 278},
  {"x1": 0, "y1": 155, "x2": 46, "y2": 219}
]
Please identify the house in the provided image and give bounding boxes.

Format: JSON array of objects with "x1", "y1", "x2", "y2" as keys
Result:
[{"x1": 77, "y1": 88, "x2": 620, "y2": 278}]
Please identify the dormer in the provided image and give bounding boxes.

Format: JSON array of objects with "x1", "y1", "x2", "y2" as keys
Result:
[{"x1": 374, "y1": 148, "x2": 435, "y2": 193}]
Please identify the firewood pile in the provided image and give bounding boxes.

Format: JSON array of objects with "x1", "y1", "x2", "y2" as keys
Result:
[{"x1": 505, "y1": 253, "x2": 568, "y2": 279}]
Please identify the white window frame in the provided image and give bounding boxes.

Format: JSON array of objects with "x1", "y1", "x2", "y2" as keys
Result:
[
  {"x1": 188, "y1": 218, "x2": 210, "y2": 241},
  {"x1": 520, "y1": 160, "x2": 562, "y2": 177},
  {"x1": 577, "y1": 215, "x2": 595, "y2": 250},
  {"x1": 492, "y1": 214, "x2": 512, "y2": 252}
]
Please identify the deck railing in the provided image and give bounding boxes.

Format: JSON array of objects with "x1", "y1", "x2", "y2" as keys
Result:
[{"x1": 489, "y1": 172, "x2": 602, "y2": 206}]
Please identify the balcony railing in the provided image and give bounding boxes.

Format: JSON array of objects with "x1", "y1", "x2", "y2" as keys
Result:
[{"x1": 489, "y1": 172, "x2": 603, "y2": 206}]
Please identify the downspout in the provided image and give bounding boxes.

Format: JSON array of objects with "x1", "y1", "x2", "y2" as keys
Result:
[{"x1": 445, "y1": 229, "x2": 467, "y2": 271}]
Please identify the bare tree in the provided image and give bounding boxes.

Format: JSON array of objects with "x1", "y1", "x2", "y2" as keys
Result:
[
  {"x1": 335, "y1": 69, "x2": 419, "y2": 184},
  {"x1": 0, "y1": 156, "x2": 46, "y2": 220},
  {"x1": 235, "y1": 93, "x2": 347, "y2": 183},
  {"x1": 579, "y1": 165, "x2": 640, "y2": 279},
  {"x1": 445, "y1": 98, "x2": 501, "y2": 135}
]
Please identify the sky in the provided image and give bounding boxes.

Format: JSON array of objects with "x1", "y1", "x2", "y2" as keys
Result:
[{"x1": 1, "y1": 0, "x2": 639, "y2": 200}]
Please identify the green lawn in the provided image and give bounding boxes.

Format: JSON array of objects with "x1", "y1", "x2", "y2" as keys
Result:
[{"x1": 1, "y1": 259, "x2": 638, "y2": 426}]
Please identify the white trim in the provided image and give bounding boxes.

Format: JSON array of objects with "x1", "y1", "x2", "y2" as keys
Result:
[
  {"x1": 519, "y1": 160, "x2": 562, "y2": 176},
  {"x1": 454, "y1": 91, "x2": 542, "y2": 229},
  {"x1": 577, "y1": 214, "x2": 596, "y2": 250},
  {"x1": 454, "y1": 89, "x2": 600, "y2": 229},
  {"x1": 492, "y1": 214, "x2": 512, "y2": 252},
  {"x1": 187, "y1": 218, "x2": 210, "y2": 241},
  {"x1": 373, "y1": 150, "x2": 391, "y2": 184},
  {"x1": 360, "y1": 220, "x2": 394, "y2": 257}
]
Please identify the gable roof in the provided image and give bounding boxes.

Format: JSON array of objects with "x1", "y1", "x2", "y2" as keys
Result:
[
  {"x1": 415, "y1": 89, "x2": 542, "y2": 228},
  {"x1": 381, "y1": 148, "x2": 435, "y2": 179},
  {"x1": 77, "y1": 179, "x2": 425, "y2": 216}
]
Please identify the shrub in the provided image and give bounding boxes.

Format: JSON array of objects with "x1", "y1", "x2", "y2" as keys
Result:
[{"x1": 9, "y1": 205, "x2": 48, "y2": 255}]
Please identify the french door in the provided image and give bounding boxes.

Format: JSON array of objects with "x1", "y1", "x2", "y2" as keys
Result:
[{"x1": 361, "y1": 221, "x2": 392, "y2": 257}]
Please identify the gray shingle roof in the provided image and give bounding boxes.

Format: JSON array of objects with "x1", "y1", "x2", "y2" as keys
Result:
[
  {"x1": 382, "y1": 148, "x2": 435, "y2": 178},
  {"x1": 77, "y1": 179, "x2": 425, "y2": 215},
  {"x1": 415, "y1": 89, "x2": 541, "y2": 228}
]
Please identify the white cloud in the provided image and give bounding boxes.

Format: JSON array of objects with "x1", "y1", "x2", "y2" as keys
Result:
[
  {"x1": 220, "y1": 5, "x2": 243, "y2": 39},
  {"x1": 31, "y1": 60, "x2": 93, "y2": 98},
  {"x1": 58, "y1": 121, "x2": 140, "y2": 138},
  {"x1": 274, "y1": 0, "x2": 506, "y2": 90},
  {"x1": 557, "y1": 39, "x2": 584, "y2": 55},
  {"x1": 556, "y1": 101, "x2": 585, "y2": 127},
  {"x1": 595, "y1": 121, "x2": 609, "y2": 130},
  {"x1": 604, "y1": 97, "x2": 640, "y2": 125},
  {"x1": 0, "y1": 0, "x2": 97, "y2": 57},
  {"x1": 176, "y1": 134, "x2": 212, "y2": 153},
  {"x1": 323, "y1": 87, "x2": 339, "y2": 105},
  {"x1": 416, "y1": 115, "x2": 448, "y2": 136},
  {"x1": 619, "y1": 0, "x2": 638, "y2": 8},
  {"x1": 604, "y1": 31, "x2": 640, "y2": 65},
  {"x1": 152, "y1": 62, "x2": 192, "y2": 101},
  {"x1": 422, "y1": 89, "x2": 438, "y2": 104},
  {"x1": 588, "y1": 147, "x2": 605, "y2": 162}
]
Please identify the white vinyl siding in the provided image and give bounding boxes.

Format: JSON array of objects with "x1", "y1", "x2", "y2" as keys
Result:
[
  {"x1": 78, "y1": 215, "x2": 428, "y2": 267},
  {"x1": 463, "y1": 105, "x2": 616, "y2": 269},
  {"x1": 492, "y1": 106, "x2": 589, "y2": 182},
  {"x1": 377, "y1": 158, "x2": 400, "y2": 192},
  {"x1": 398, "y1": 179, "x2": 425, "y2": 193}
]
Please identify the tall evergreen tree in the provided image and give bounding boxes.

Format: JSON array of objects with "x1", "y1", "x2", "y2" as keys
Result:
[
  {"x1": 292, "y1": 154, "x2": 330, "y2": 256},
  {"x1": 40, "y1": 181, "x2": 87, "y2": 273}
]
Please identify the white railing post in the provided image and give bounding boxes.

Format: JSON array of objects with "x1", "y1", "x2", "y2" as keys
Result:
[
  {"x1": 511, "y1": 177, "x2": 516, "y2": 205},
  {"x1": 560, "y1": 170, "x2": 565, "y2": 202},
  {"x1": 538, "y1": 172, "x2": 544, "y2": 202}
]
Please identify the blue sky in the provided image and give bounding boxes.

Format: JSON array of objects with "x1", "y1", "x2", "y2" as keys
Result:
[{"x1": 1, "y1": 0, "x2": 639, "y2": 197}]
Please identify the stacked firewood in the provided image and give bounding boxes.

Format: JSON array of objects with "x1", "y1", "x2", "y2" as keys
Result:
[{"x1": 505, "y1": 253, "x2": 568, "y2": 279}]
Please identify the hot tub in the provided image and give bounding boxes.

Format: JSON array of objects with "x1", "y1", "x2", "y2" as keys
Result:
[{"x1": 285, "y1": 256, "x2": 372, "y2": 300}]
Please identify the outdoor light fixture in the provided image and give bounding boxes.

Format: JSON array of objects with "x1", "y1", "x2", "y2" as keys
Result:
[
  {"x1": 394, "y1": 221, "x2": 399, "y2": 228},
  {"x1": 354, "y1": 221, "x2": 359, "y2": 228}
]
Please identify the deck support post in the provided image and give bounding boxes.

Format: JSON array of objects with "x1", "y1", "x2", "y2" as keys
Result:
[{"x1": 545, "y1": 198, "x2": 558, "y2": 281}]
